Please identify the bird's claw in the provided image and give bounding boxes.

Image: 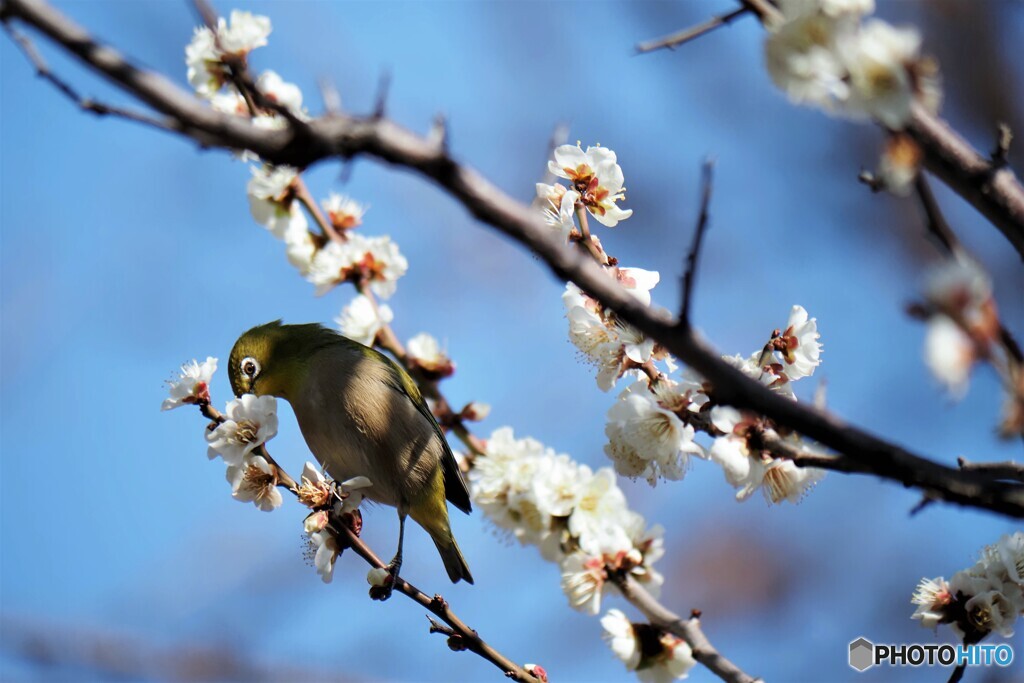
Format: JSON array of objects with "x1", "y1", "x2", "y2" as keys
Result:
[{"x1": 368, "y1": 560, "x2": 400, "y2": 602}]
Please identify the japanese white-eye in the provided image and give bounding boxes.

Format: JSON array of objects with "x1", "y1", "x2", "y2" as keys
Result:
[{"x1": 228, "y1": 321, "x2": 473, "y2": 586}]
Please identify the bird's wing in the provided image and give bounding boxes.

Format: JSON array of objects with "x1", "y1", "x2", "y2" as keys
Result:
[{"x1": 373, "y1": 348, "x2": 473, "y2": 515}]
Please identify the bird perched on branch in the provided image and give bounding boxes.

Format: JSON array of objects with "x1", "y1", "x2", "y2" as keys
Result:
[{"x1": 227, "y1": 321, "x2": 473, "y2": 591}]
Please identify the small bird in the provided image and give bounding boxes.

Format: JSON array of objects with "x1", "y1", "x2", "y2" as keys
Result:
[{"x1": 227, "y1": 321, "x2": 473, "y2": 588}]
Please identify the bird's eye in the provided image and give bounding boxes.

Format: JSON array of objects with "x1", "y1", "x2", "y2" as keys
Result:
[{"x1": 241, "y1": 357, "x2": 260, "y2": 378}]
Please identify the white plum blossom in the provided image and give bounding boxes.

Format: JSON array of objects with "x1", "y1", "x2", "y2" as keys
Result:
[
  {"x1": 910, "y1": 532, "x2": 1024, "y2": 641},
  {"x1": 283, "y1": 220, "x2": 316, "y2": 275},
  {"x1": 470, "y1": 426, "x2": 665, "y2": 588},
  {"x1": 776, "y1": 305, "x2": 822, "y2": 380},
  {"x1": 548, "y1": 144, "x2": 633, "y2": 227},
  {"x1": 162, "y1": 357, "x2": 217, "y2": 410},
  {"x1": 407, "y1": 333, "x2": 455, "y2": 377},
  {"x1": 709, "y1": 434, "x2": 767, "y2": 501},
  {"x1": 335, "y1": 475, "x2": 373, "y2": 515},
  {"x1": 568, "y1": 468, "x2": 633, "y2": 555},
  {"x1": 225, "y1": 454, "x2": 282, "y2": 511},
  {"x1": 762, "y1": 457, "x2": 825, "y2": 504},
  {"x1": 322, "y1": 193, "x2": 367, "y2": 231},
  {"x1": 210, "y1": 90, "x2": 248, "y2": 116},
  {"x1": 307, "y1": 233, "x2": 408, "y2": 298},
  {"x1": 765, "y1": 10, "x2": 852, "y2": 110},
  {"x1": 992, "y1": 532, "x2": 1024, "y2": 585},
  {"x1": 536, "y1": 183, "x2": 580, "y2": 240},
  {"x1": 247, "y1": 165, "x2": 307, "y2": 238},
  {"x1": 255, "y1": 70, "x2": 305, "y2": 117},
  {"x1": 601, "y1": 610, "x2": 696, "y2": 682},
  {"x1": 924, "y1": 259, "x2": 997, "y2": 340},
  {"x1": 206, "y1": 394, "x2": 279, "y2": 466},
  {"x1": 923, "y1": 315, "x2": 974, "y2": 395},
  {"x1": 309, "y1": 529, "x2": 340, "y2": 583},
  {"x1": 604, "y1": 381, "x2": 704, "y2": 485},
  {"x1": 709, "y1": 406, "x2": 824, "y2": 504},
  {"x1": 601, "y1": 610, "x2": 641, "y2": 670},
  {"x1": 722, "y1": 352, "x2": 796, "y2": 400},
  {"x1": 469, "y1": 427, "x2": 564, "y2": 550},
  {"x1": 765, "y1": 2, "x2": 940, "y2": 129},
  {"x1": 616, "y1": 267, "x2": 660, "y2": 307},
  {"x1": 877, "y1": 132, "x2": 922, "y2": 196},
  {"x1": 911, "y1": 577, "x2": 953, "y2": 629},
  {"x1": 335, "y1": 294, "x2": 393, "y2": 346},
  {"x1": 838, "y1": 19, "x2": 924, "y2": 128},
  {"x1": 644, "y1": 637, "x2": 697, "y2": 683},
  {"x1": 185, "y1": 11, "x2": 272, "y2": 98},
  {"x1": 563, "y1": 282, "x2": 653, "y2": 391},
  {"x1": 560, "y1": 553, "x2": 609, "y2": 615}
]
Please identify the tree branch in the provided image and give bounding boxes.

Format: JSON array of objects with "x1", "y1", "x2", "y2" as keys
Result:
[
  {"x1": 610, "y1": 574, "x2": 759, "y2": 683},
  {"x1": 1, "y1": 18, "x2": 177, "y2": 133},
  {"x1": 5, "y1": 0, "x2": 1024, "y2": 518},
  {"x1": 906, "y1": 105, "x2": 1024, "y2": 261},
  {"x1": 635, "y1": 6, "x2": 750, "y2": 54},
  {"x1": 680, "y1": 158, "x2": 715, "y2": 324}
]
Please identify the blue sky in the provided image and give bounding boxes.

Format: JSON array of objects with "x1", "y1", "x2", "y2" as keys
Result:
[{"x1": 2, "y1": 1, "x2": 1022, "y2": 682}]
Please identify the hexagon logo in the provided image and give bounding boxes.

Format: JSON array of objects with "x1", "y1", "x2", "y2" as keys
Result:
[{"x1": 849, "y1": 637, "x2": 874, "y2": 672}]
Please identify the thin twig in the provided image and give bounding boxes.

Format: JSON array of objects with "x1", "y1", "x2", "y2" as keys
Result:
[
  {"x1": 680, "y1": 158, "x2": 715, "y2": 324},
  {"x1": 1, "y1": 20, "x2": 176, "y2": 133},
  {"x1": 913, "y1": 174, "x2": 961, "y2": 257},
  {"x1": 636, "y1": 6, "x2": 750, "y2": 54},
  {"x1": 992, "y1": 123, "x2": 1012, "y2": 169}
]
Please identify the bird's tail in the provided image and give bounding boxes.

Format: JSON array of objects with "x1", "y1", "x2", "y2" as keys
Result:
[
  {"x1": 409, "y1": 492, "x2": 474, "y2": 584},
  {"x1": 432, "y1": 531, "x2": 474, "y2": 585}
]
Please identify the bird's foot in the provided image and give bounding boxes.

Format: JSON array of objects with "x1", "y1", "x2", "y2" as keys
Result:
[{"x1": 368, "y1": 559, "x2": 401, "y2": 602}]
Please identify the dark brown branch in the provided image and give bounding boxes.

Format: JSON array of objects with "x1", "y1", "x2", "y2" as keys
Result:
[
  {"x1": 330, "y1": 521, "x2": 539, "y2": 681},
  {"x1": 992, "y1": 123, "x2": 1012, "y2": 169},
  {"x1": 908, "y1": 104, "x2": 1024, "y2": 261},
  {"x1": 6, "y1": 0, "x2": 1024, "y2": 518},
  {"x1": 680, "y1": 158, "x2": 715, "y2": 324},
  {"x1": 914, "y1": 174, "x2": 962, "y2": 257},
  {"x1": 611, "y1": 574, "x2": 757, "y2": 683},
  {"x1": 958, "y1": 457, "x2": 1024, "y2": 484},
  {"x1": 636, "y1": 6, "x2": 750, "y2": 54}
]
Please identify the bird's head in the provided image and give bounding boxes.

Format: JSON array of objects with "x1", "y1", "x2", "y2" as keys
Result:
[
  {"x1": 228, "y1": 321, "x2": 343, "y2": 399},
  {"x1": 228, "y1": 321, "x2": 283, "y2": 398}
]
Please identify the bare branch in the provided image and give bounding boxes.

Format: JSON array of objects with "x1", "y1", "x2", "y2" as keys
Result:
[
  {"x1": 908, "y1": 104, "x2": 1024, "y2": 261},
  {"x1": 5, "y1": 0, "x2": 1024, "y2": 517},
  {"x1": 958, "y1": 457, "x2": 1024, "y2": 484},
  {"x1": 913, "y1": 174, "x2": 962, "y2": 257},
  {"x1": 680, "y1": 158, "x2": 715, "y2": 324},
  {"x1": 636, "y1": 6, "x2": 750, "y2": 54},
  {"x1": 992, "y1": 122, "x2": 1012, "y2": 169},
  {"x1": 611, "y1": 574, "x2": 759, "y2": 683},
  {"x1": 1, "y1": 20, "x2": 176, "y2": 133}
]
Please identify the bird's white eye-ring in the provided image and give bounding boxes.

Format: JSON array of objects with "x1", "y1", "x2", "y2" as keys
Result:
[{"x1": 241, "y1": 357, "x2": 261, "y2": 379}]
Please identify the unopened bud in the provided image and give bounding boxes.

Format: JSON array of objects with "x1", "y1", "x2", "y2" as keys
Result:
[
  {"x1": 460, "y1": 402, "x2": 491, "y2": 421},
  {"x1": 367, "y1": 567, "x2": 391, "y2": 587},
  {"x1": 524, "y1": 663, "x2": 548, "y2": 682}
]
